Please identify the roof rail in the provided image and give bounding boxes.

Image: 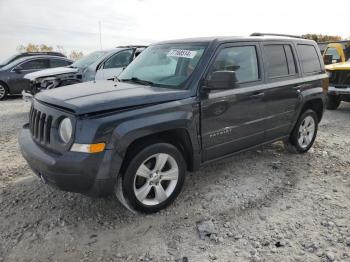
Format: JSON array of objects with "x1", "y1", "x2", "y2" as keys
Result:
[
  {"x1": 116, "y1": 45, "x2": 148, "y2": 48},
  {"x1": 250, "y1": 33, "x2": 302, "y2": 39}
]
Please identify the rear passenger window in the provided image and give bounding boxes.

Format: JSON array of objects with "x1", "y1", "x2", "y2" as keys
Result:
[
  {"x1": 297, "y1": 44, "x2": 322, "y2": 75},
  {"x1": 264, "y1": 44, "x2": 296, "y2": 78},
  {"x1": 209, "y1": 46, "x2": 259, "y2": 83},
  {"x1": 50, "y1": 59, "x2": 71, "y2": 68}
]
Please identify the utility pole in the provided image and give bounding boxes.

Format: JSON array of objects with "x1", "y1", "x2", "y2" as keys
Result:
[{"x1": 99, "y1": 21, "x2": 103, "y2": 50}]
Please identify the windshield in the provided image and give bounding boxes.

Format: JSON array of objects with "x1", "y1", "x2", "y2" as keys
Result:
[
  {"x1": 118, "y1": 44, "x2": 206, "y2": 88},
  {"x1": 0, "y1": 54, "x2": 18, "y2": 66},
  {"x1": 71, "y1": 51, "x2": 107, "y2": 68}
]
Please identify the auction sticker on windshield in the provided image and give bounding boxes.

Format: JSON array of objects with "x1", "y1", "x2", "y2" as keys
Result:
[{"x1": 167, "y1": 49, "x2": 197, "y2": 59}]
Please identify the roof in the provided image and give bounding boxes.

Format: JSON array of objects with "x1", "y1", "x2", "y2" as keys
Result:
[
  {"x1": 13, "y1": 55, "x2": 72, "y2": 64},
  {"x1": 154, "y1": 35, "x2": 315, "y2": 45}
]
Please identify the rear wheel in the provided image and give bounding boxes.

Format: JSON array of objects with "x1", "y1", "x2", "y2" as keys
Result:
[
  {"x1": 326, "y1": 95, "x2": 341, "y2": 110},
  {"x1": 0, "y1": 83, "x2": 8, "y2": 100},
  {"x1": 120, "y1": 143, "x2": 186, "y2": 213},
  {"x1": 284, "y1": 109, "x2": 318, "y2": 154}
]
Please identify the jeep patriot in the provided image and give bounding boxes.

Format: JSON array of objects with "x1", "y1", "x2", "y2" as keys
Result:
[{"x1": 19, "y1": 34, "x2": 328, "y2": 213}]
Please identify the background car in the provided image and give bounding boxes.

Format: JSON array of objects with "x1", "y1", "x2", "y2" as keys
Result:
[
  {"x1": 0, "y1": 51, "x2": 66, "y2": 68},
  {"x1": 23, "y1": 46, "x2": 147, "y2": 99},
  {"x1": 0, "y1": 55, "x2": 73, "y2": 100}
]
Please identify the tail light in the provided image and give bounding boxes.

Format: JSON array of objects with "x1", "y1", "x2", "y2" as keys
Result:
[{"x1": 322, "y1": 77, "x2": 329, "y2": 95}]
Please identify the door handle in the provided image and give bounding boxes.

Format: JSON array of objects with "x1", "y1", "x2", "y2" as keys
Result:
[{"x1": 249, "y1": 92, "x2": 265, "y2": 99}]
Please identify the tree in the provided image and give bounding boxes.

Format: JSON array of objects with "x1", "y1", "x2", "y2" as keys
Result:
[
  {"x1": 69, "y1": 51, "x2": 84, "y2": 61},
  {"x1": 17, "y1": 43, "x2": 54, "y2": 52},
  {"x1": 16, "y1": 43, "x2": 84, "y2": 60},
  {"x1": 302, "y1": 34, "x2": 343, "y2": 42}
]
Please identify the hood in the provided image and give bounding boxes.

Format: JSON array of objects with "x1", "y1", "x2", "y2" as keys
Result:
[
  {"x1": 24, "y1": 67, "x2": 79, "y2": 81},
  {"x1": 326, "y1": 61, "x2": 350, "y2": 71},
  {"x1": 35, "y1": 80, "x2": 192, "y2": 115}
]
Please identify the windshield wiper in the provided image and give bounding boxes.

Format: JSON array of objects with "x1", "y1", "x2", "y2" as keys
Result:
[{"x1": 121, "y1": 77, "x2": 154, "y2": 86}]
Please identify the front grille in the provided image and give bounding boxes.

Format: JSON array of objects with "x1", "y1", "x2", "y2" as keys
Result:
[
  {"x1": 29, "y1": 106, "x2": 53, "y2": 144},
  {"x1": 329, "y1": 70, "x2": 350, "y2": 86}
]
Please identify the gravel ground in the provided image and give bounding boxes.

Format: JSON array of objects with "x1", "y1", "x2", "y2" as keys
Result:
[{"x1": 0, "y1": 98, "x2": 349, "y2": 262}]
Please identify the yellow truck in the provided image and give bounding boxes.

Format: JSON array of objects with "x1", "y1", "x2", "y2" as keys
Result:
[{"x1": 321, "y1": 41, "x2": 350, "y2": 110}]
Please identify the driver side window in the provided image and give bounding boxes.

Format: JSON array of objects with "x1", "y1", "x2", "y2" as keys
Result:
[
  {"x1": 209, "y1": 46, "x2": 259, "y2": 83},
  {"x1": 104, "y1": 50, "x2": 133, "y2": 69},
  {"x1": 20, "y1": 59, "x2": 49, "y2": 70},
  {"x1": 325, "y1": 47, "x2": 340, "y2": 62}
]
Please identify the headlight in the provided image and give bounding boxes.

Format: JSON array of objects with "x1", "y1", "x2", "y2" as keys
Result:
[
  {"x1": 58, "y1": 118, "x2": 72, "y2": 143},
  {"x1": 326, "y1": 71, "x2": 332, "y2": 78}
]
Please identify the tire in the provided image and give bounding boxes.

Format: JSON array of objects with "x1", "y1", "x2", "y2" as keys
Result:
[
  {"x1": 121, "y1": 143, "x2": 186, "y2": 213},
  {"x1": 326, "y1": 95, "x2": 341, "y2": 110},
  {"x1": 0, "y1": 82, "x2": 8, "y2": 100},
  {"x1": 283, "y1": 109, "x2": 318, "y2": 154}
]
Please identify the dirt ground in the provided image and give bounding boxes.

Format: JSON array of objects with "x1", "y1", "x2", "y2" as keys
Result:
[{"x1": 0, "y1": 97, "x2": 349, "y2": 262}]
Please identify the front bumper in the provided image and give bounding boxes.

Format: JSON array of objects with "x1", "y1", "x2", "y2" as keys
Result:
[
  {"x1": 328, "y1": 85, "x2": 350, "y2": 96},
  {"x1": 22, "y1": 90, "x2": 33, "y2": 102},
  {"x1": 19, "y1": 127, "x2": 119, "y2": 196}
]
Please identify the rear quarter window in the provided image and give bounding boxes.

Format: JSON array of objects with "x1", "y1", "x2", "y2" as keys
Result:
[{"x1": 297, "y1": 44, "x2": 322, "y2": 75}]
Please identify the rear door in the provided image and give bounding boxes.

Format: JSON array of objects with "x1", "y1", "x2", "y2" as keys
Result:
[
  {"x1": 260, "y1": 42, "x2": 301, "y2": 141},
  {"x1": 200, "y1": 42, "x2": 271, "y2": 161},
  {"x1": 95, "y1": 49, "x2": 134, "y2": 80},
  {"x1": 8, "y1": 58, "x2": 49, "y2": 94}
]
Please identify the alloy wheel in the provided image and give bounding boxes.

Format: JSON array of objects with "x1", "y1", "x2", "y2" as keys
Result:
[
  {"x1": 0, "y1": 84, "x2": 6, "y2": 99},
  {"x1": 133, "y1": 153, "x2": 179, "y2": 206},
  {"x1": 297, "y1": 115, "x2": 315, "y2": 149}
]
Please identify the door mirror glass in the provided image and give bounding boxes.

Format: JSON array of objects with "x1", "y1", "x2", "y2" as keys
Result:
[
  {"x1": 205, "y1": 71, "x2": 239, "y2": 90},
  {"x1": 13, "y1": 65, "x2": 23, "y2": 73}
]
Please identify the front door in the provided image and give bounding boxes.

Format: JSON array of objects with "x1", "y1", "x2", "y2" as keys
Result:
[{"x1": 201, "y1": 43, "x2": 269, "y2": 161}]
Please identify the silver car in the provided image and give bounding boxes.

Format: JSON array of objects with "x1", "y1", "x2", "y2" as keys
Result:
[{"x1": 23, "y1": 46, "x2": 146, "y2": 100}]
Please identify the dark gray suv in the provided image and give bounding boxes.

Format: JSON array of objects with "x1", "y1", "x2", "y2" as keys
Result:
[{"x1": 19, "y1": 34, "x2": 328, "y2": 213}]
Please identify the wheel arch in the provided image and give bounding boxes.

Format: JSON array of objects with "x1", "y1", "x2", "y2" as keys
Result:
[
  {"x1": 119, "y1": 128, "x2": 196, "y2": 176},
  {"x1": 299, "y1": 98, "x2": 324, "y2": 123}
]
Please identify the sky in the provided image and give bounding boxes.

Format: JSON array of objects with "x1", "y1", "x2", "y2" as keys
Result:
[{"x1": 0, "y1": 0, "x2": 349, "y2": 61}]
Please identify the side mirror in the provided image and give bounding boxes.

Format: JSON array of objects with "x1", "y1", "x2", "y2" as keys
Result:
[
  {"x1": 204, "y1": 71, "x2": 239, "y2": 91},
  {"x1": 13, "y1": 65, "x2": 23, "y2": 73}
]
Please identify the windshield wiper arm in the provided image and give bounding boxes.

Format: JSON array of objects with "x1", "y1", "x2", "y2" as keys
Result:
[{"x1": 121, "y1": 77, "x2": 154, "y2": 86}]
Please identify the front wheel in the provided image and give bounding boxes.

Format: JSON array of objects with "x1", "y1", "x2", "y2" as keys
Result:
[
  {"x1": 0, "y1": 83, "x2": 8, "y2": 100},
  {"x1": 284, "y1": 109, "x2": 318, "y2": 154},
  {"x1": 326, "y1": 95, "x2": 341, "y2": 110},
  {"x1": 121, "y1": 143, "x2": 186, "y2": 213}
]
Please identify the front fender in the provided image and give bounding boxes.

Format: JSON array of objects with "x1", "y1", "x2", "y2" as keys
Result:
[{"x1": 109, "y1": 110, "x2": 198, "y2": 158}]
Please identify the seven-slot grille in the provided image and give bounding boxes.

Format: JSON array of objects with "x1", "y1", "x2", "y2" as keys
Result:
[{"x1": 29, "y1": 106, "x2": 53, "y2": 144}]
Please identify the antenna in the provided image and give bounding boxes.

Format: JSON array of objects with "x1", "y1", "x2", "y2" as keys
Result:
[
  {"x1": 98, "y1": 20, "x2": 105, "y2": 81},
  {"x1": 99, "y1": 21, "x2": 103, "y2": 50}
]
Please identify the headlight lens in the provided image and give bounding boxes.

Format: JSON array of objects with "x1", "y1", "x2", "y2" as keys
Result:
[
  {"x1": 326, "y1": 71, "x2": 332, "y2": 78},
  {"x1": 58, "y1": 118, "x2": 72, "y2": 143}
]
